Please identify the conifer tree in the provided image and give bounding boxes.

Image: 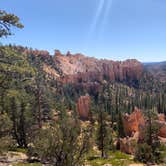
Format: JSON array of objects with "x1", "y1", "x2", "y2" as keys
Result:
[
  {"x1": 0, "y1": 10, "x2": 23, "y2": 37},
  {"x1": 96, "y1": 105, "x2": 112, "y2": 158},
  {"x1": 135, "y1": 107, "x2": 162, "y2": 164},
  {"x1": 28, "y1": 107, "x2": 91, "y2": 166}
]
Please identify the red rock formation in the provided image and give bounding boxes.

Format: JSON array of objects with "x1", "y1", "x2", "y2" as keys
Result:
[
  {"x1": 158, "y1": 125, "x2": 166, "y2": 138},
  {"x1": 53, "y1": 52, "x2": 143, "y2": 85},
  {"x1": 157, "y1": 114, "x2": 166, "y2": 138},
  {"x1": 54, "y1": 50, "x2": 63, "y2": 57},
  {"x1": 76, "y1": 95, "x2": 91, "y2": 120},
  {"x1": 43, "y1": 64, "x2": 60, "y2": 78},
  {"x1": 16, "y1": 48, "x2": 144, "y2": 86},
  {"x1": 119, "y1": 137, "x2": 136, "y2": 154},
  {"x1": 13, "y1": 48, "x2": 144, "y2": 84},
  {"x1": 123, "y1": 107, "x2": 145, "y2": 137},
  {"x1": 24, "y1": 49, "x2": 50, "y2": 58},
  {"x1": 121, "y1": 110, "x2": 166, "y2": 154},
  {"x1": 158, "y1": 114, "x2": 166, "y2": 122},
  {"x1": 123, "y1": 110, "x2": 166, "y2": 138}
]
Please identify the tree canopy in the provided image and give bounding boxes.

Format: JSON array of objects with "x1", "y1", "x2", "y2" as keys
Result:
[{"x1": 0, "y1": 10, "x2": 23, "y2": 37}]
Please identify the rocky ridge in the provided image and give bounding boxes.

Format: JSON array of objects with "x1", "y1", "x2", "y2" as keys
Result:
[{"x1": 53, "y1": 50, "x2": 143, "y2": 85}]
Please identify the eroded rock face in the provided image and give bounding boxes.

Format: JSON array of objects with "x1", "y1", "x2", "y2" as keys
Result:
[
  {"x1": 158, "y1": 115, "x2": 166, "y2": 138},
  {"x1": 158, "y1": 114, "x2": 166, "y2": 122},
  {"x1": 76, "y1": 95, "x2": 91, "y2": 120},
  {"x1": 119, "y1": 137, "x2": 135, "y2": 154},
  {"x1": 157, "y1": 113, "x2": 166, "y2": 138},
  {"x1": 123, "y1": 108, "x2": 145, "y2": 137},
  {"x1": 123, "y1": 109, "x2": 166, "y2": 137},
  {"x1": 121, "y1": 111, "x2": 166, "y2": 154},
  {"x1": 43, "y1": 64, "x2": 60, "y2": 78},
  {"x1": 53, "y1": 52, "x2": 143, "y2": 85},
  {"x1": 159, "y1": 125, "x2": 166, "y2": 138},
  {"x1": 24, "y1": 49, "x2": 50, "y2": 58},
  {"x1": 119, "y1": 131, "x2": 139, "y2": 154},
  {"x1": 20, "y1": 48, "x2": 143, "y2": 87}
]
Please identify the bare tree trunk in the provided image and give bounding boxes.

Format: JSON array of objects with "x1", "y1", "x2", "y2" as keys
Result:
[{"x1": 37, "y1": 89, "x2": 42, "y2": 128}]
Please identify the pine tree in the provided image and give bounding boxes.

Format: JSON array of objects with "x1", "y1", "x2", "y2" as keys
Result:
[
  {"x1": 96, "y1": 106, "x2": 111, "y2": 158},
  {"x1": 28, "y1": 107, "x2": 91, "y2": 166},
  {"x1": 18, "y1": 101, "x2": 27, "y2": 148},
  {"x1": 0, "y1": 10, "x2": 23, "y2": 37},
  {"x1": 117, "y1": 111, "x2": 126, "y2": 138},
  {"x1": 0, "y1": 113, "x2": 13, "y2": 153},
  {"x1": 135, "y1": 107, "x2": 162, "y2": 164}
]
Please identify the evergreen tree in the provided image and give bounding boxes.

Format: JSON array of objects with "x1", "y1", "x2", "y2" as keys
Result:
[
  {"x1": 0, "y1": 113, "x2": 13, "y2": 153},
  {"x1": 96, "y1": 106, "x2": 112, "y2": 158},
  {"x1": 0, "y1": 10, "x2": 23, "y2": 37},
  {"x1": 135, "y1": 108, "x2": 163, "y2": 164},
  {"x1": 28, "y1": 54, "x2": 51, "y2": 128},
  {"x1": 9, "y1": 96, "x2": 34, "y2": 148},
  {"x1": 117, "y1": 111, "x2": 126, "y2": 138},
  {"x1": 115, "y1": 87, "x2": 125, "y2": 139},
  {"x1": 28, "y1": 108, "x2": 91, "y2": 166}
]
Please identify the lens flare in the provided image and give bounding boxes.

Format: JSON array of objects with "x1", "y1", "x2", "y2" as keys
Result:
[
  {"x1": 88, "y1": 0, "x2": 113, "y2": 39},
  {"x1": 89, "y1": 0, "x2": 105, "y2": 36},
  {"x1": 99, "y1": 0, "x2": 113, "y2": 35}
]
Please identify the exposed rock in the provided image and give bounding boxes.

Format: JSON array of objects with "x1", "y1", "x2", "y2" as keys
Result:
[
  {"x1": 158, "y1": 124, "x2": 166, "y2": 138},
  {"x1": 54, "y1": 49, "x2": 63, "y2": 57},
  {"x1": 121, "y1": 109, "x2": 166, "y2": 152},
  {"x1": 43, "y1": 64, "x2": 60, "y2": 78},
  {"x1": 119, "y1": 132, "x2": 139, "y2": 154},
  {"x1": 76, "y1": 95, "x2": 91, "y2": 120},
  {"x1": 121, "y1": 109, "x2": 166, "y2": 154},
  {"x1": 123, "y1": 108, "x2": 145, "y2": 137},
  {"x1": 24, "y1": 49, "x2": 50, "y2": 58},
  {"x1": 53, "y1": 52, "x2": 143, "y2": 85},
  {"x1": 119, "y1": 138, "x2": 135, "y2": 154},
  {"x1": 159, "y1": 136, "x2": 166, "y2": 143},
  {"x1": 158, "y1": 114, "x2": 166, "y2": 122},
  {"x1": 157, "y1": 114, "x2": 166, "y2": 138},
  {"x1": 19, "y1": 48, "x2": 144, "y2": 88},
  {"x1": 0, "y1": 151, "x2": 28, "y2": 165}
]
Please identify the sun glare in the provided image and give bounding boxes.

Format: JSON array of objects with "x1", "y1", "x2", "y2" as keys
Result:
[{"x1": 89, "y1": 0, "x2": 113, "y2": 38}]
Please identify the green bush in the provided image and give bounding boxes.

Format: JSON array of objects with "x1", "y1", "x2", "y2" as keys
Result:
[
  {"x1": 28, "y1": 110, "x2": 91, "y2": 166},
  {"x1": 0, "y1": 136, "x2": 16, "y2": 154},
  {"x1": 0, "y1": 113, "x2": 15, "y2": 154},
  {"x1": 134, "y1": 143, "x2": 153, "y2": 163}
]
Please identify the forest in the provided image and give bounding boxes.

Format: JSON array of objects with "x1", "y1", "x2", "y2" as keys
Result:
[{"x1": 0, "y1": 8, "x2": 166, "y2": 166}]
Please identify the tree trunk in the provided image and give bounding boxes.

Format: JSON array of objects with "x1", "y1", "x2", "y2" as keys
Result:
[{"x1": 37, "y1": 89, "x2": 42, "y2": 128}]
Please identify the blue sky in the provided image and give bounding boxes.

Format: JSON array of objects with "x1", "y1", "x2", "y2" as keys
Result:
[{"x1": 0, "y1": 0, "x2": 166, "y2": 62}]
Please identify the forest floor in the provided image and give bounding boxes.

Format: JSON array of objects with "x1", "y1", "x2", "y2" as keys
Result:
[
  {"x1": 0, "y1": 150, "x2": 165, "y2": 166},
  {"x1": 0, "y1": 151, "x2": 28, "y2": 166},
  {"x1": 85, "y1": 150, "x2": 139, "y2": 166}
]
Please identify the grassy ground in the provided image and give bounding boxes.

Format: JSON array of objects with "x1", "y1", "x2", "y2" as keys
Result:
[
  {"x1": 12, "y1": 150, "x2": 136, "y2": 166},
  {"x1": 10, "y1": 146, "x2": 166, "y2": 166},
  {"x1": 13, "y1": 163, "x2": 42, "y2": 166},
  {"x1": 85, "y1": 150, "x2": 141, "y2": 166}
]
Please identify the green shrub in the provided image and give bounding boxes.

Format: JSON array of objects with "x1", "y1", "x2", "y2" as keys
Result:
[
  {"x1": 28, "y1": 110, "x2": 91, "y2": 166},
  {"x1": 0, "y1": 136, "x2": 16, "y2": 154},
  {"x1": 134, "y1": 143, "x2": 153, "y2": 163},
  {"x1": 0, "y1": 113, "x2": 15, "y2": 154}
]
